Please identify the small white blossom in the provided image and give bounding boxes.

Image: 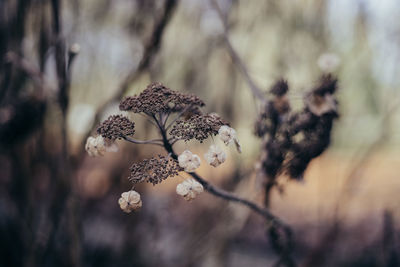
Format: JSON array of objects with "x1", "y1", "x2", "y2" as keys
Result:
[
  {"x1": 204, "y1": 145, "x2": 226, "y2": 167},
  {"x1": 176, "y1": 178, "x2": 204, "y2": 201},
  {"x1": 218, "y1": 125, "x2": 236, "y2": 145},
  {"x1": 85, "y1": 135, "x2": 118, "y2": 157},
  {"x1": 178, "y1": 150, "x2": 201, "y2": 172},
  {"x1": 118, "y1": 190, "x2": 142, "y2": 213},
  {"x1": 317, "y1": 53, "x2": 341, "y2": 72},
  {"x1": 218, "y1": 125, "x2": 241, "y2": 152}
]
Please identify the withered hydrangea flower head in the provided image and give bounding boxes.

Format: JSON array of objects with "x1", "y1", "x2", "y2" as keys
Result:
[
  {"x1": 170, "y1": 113, "x2": 228, "y2": 142},
  {"x1": 119, "y1": 82, "x2": 205, "y2": 115},
  {"x1": 255, "y1": 79, "x2": 291, "y2": 138},
  {"x1": 97, "y1": 115, "x2": 135, "y2": 141},
  {"x1": 255, "y1": 75, "x2": 340, "y2": 183},
  {"x1": 129, "y1": 155, "x2": 182, "y2": 185}
]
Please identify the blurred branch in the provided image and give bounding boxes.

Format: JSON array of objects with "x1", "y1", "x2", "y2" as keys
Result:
[
  {"x1": 303, "y1": 99, "x2": 400, "y2": 267},
  {"x1": 88, "y1": 0, "x2": 178, "y2": 138},
  {"x1": 338, "y1": 99, "x2": 400, "y2": 211},
  {"x1": 210, "y1": 0, "x2": 266, "y2": 101},
  {"x1": 5, "y1": 52, "x2": 50, "y2": 95}
]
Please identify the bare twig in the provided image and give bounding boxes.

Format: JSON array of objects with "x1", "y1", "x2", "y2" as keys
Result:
[
  {"x1": 5, "y1": 52, "x2": 51, "y2": 95},
  {"x1": 165, "y1": 105, "x2": 193, "y2": 130},
  {"x1": 210, "y1": 0, "x2": 265, "y2": 101},
  {"x1": 89, "y1": 0, "x2": 178, "y2": 138}
]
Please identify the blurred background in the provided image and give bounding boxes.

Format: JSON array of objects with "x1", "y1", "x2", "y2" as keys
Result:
[{"x1": 1, "y1": 0, "x2": 400, "y2": 266}]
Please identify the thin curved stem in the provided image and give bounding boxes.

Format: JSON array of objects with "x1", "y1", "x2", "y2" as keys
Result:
[
  {"x1": 210, "y1": 0, "x2": 265, "y2": 102},
  {"x1": 188, "y1": 171, "x2": 290, "y2": 229},
  {"x1": 139, "y1": 113, "x2": 159, "y2": 127},
  {"x1": 123, "y1": 136, "x2": 163, "y2": 146},
  {"x1": 165, "y1": 105, "x2": 193, "y2": 131}
]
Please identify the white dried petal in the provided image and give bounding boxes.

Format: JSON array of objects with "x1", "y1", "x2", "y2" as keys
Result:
[
  {"x1": 176, "y1": 178, "x2": 204, "y2": 201},
  {"x1": 176, "y1": 183, "x2": 190, "y2": 196},
  {"x1": 178, "y1": 150, "x2": 201, "y2": 172},
  {"x1": 204, "y1": 145, "x2": 226, "y2": 167},
  {"x1": 118, "y1": 190, "x2": 142, "y2": 213},
  {"x1": 218, "y1": 125, "x2": 236, "y2": 145}
]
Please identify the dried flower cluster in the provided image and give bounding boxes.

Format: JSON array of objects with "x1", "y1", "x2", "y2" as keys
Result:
[
  {"x1": 85, "y1": 135, "x2": 118, "y2": 157},
  {"x1": 255, "y1": 75, "x2": 339, "y2": 186},
  {"x1": 88, "y1": 82, "x2": 242, "y2": 210},
  {"x1": 255, "y1": 79, "x2": 290, "y2": 138},
  {"x1": 129, "y1": 155, "x2": 182, "y2": 185},
  {"x1": 170, "y1": 113, "x2": 228, "y2": 142},
  {"x1": 176, "y1": 178, "x2": 204, "y2": 201},
  {"x1": 119, "y1": 82, "x2": 205, "y2": 115},
  {"x1": 118, "y1": 190, "x2": 142, "y2": 213},
  {"x1": 97, "y1": 115, "x2": 135, "y2": 141}
]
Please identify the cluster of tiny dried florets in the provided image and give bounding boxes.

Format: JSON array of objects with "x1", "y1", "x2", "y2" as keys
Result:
[
  {"x1": 256, "y1": 75, "x2": 339, "y2": 186},
  {"x1": 97, "y1": 115, "x2": 135, "y2": 141},
  {"x1": 86, "y1": 82, "x2": 241, "y2": 212},
  {"x1": 170, "y1": 113, "x2": 228, "y2": 142},
  {"x1": 119, "y1": 82, "x2": 205, "y2": 115},
  {"x1": 129, "y1": 155, "x2": 183, "y2": 185}
]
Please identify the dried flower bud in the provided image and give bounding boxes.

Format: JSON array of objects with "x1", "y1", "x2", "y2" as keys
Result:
[
  {"x1": 170, "y1": 113, "x2": 228, "y2": 142},
  {"x1": 218, "y1": 125, "x2": 236, "y2": 145},
  {"x1": 313, "y1": 74, "x2": 338, "y2": 96},
  {"x1": 118, "y1": 190, "x2": 142, "y2": 213},
  {"x1": 317, "y1": 53, "x2": 340, "y2": 72},
  {"x1": 97, "y1": 115, "x2": 135, "y2": 141},
  {"x1": 204, "y1": 145, "x2": 226, "y2": 167},
  {"x1": 178, "y1": 150, "x2": 201, "y2": 172},
  {"x1": 85, "y1": 135, "x2": 118, "y2": 157},
  {"x1": 129, "y1": 155, "x2": 182, "y2": 185},
  {"x1": 119, "y1": 82, "x2": 205, "y2": 115},
  {"x1": 270, "y1": 79, "x2": 289, "y2": 96},
  {"x1": 176, "y1": 178, "x2": 204, "y2": 201},
  {"x1": 305, "y1": 93, "x2": 337, "y2": 116}
]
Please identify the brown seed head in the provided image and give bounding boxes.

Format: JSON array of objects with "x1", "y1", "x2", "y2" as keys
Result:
[
  {"x1": 170, "y1": 113, "x2": 228, "y2": 142},
  {"x1": 119, "y1": 82, "x2": 205, "y2": 115},
  {"x1": 97, "y1": 115, "x2": 135, "y2": 140},
  {"x1": 128, "y1": 155, "x2": 182, "y2": 185}
]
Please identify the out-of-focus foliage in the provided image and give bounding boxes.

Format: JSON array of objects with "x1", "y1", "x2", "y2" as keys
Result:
[{"x1": 1, "y1": 0, "x2": 400, "y2": 266}]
